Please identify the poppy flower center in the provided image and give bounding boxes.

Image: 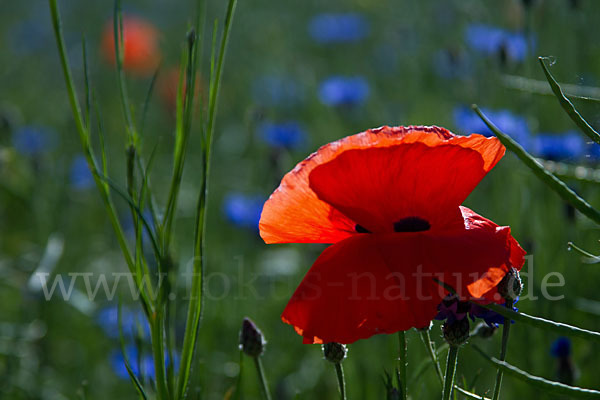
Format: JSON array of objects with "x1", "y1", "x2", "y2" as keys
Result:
[
  {"x1": 354, "y1": 224, "x2": 371, "y2": 233},
  {"x1": 393, "y1": 217, "x2": 430, "y2": 232}
]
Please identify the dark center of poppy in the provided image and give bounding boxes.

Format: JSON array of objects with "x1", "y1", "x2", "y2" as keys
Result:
[
  {"x1": 355, "y1": 224, "x2": 371, "y2": 233},
  {"x1": 393, "y1": 217, "x2": 430, "y2": 232}
]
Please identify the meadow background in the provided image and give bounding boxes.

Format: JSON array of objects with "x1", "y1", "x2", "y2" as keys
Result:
[{"x1": 1, "y1": 0, "x2": 600, "y2": 398}]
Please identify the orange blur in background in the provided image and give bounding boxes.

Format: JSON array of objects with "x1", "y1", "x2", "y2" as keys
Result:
[{"x1": 101, "y1": 16, "x2": 161, "y2": 77}]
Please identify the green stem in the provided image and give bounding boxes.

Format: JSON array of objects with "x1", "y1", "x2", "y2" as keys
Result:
[
  {"x1": 472, "y1": 104, "x2": 600, "y2": 225},
  {"x1": 475, "y1": 302, "x2": 600, "y2": 342},
  {"x1": 419, "y1": 330, "x2": 444, "y2": 383},
  {"x1": 48, "y1": 0, "x2": 139, "y2": 283},
  {"x1": 113, "y1": 0, "x2": 137, "y2": 144},
  {"x1": 176, "y1": 2, "x2": 236, "y2": 399},
  {"x1": 538, "y1": 57, "x2": 600, "y2": 145},
  {"x1": 253, "y1": 357, "x2": 271, "y2": 400},
  {"x1": 420, "y1": 330, "x2": 491, "y2": 400},
  {"x1": 335, "y1": 363, "x2": 347, "y2": 400},
  {"x1": 472, "y1": 345, "x2": 600, "y2": 398},
  {"x1": 397, "y1": 331, "x2": 407, "y2": 400},
  {"x1": 442, "y1": 346, "x2": 459, "y2": 400},
  {"x1": 151, "y1": 311, "x2": 170, "y2": 400},
  {"x1": 492, "y1": 301, "x2": 513, "y2": 400}
]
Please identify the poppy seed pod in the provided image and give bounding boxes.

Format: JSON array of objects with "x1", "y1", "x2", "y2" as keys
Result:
[
  {"x1": 239, "y1": 317, "x2": 266, "y2": 357},
  {"x1": 322, "y1": 342, "x2": 347, "y2": 363},
  {"x1": 442, "y1": 317, "x2": 470, "y2": 346},
  {"x1": 498, "y1": 267, "x2": 522, "y2": 303}
]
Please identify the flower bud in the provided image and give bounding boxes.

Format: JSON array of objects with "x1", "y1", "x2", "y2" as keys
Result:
[
  {"x1": 239, "y1": 317, "x2": 265, "y2": 357},
  {"x1": 498, "y1": 268, "x2": 522, "y2": 303},
  {"x1": 442, "y1": 317, "x2": 469, "y2": 346},
  {"x1": 322, "y1": 342, "x2": 347, "y2": 364}
]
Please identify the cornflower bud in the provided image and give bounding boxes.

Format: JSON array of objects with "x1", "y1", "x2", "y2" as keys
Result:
[{"x1": 239, "y1": 317, "x2": 266, "y2": 357}]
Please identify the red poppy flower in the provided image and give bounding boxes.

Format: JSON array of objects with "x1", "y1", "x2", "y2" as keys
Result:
[
  {"x1": 101, "y1": 16, "x2": 161, "y2": 77},
  {"x1": 259, "y1": 126, "x2": 526, "y2": 344}
]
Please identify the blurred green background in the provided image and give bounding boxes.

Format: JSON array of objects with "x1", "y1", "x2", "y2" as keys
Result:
[{"x1": 2, "y1": 0, "x2": 600, "y2": 399}]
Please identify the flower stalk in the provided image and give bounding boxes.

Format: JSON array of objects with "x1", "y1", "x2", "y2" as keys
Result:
[
  {"x1": 335, "y1": 362, "x2": 347, "y2": 400},
  {"x1": 397, "y1": 331, "x2": 407, "y2": 400},
  {"x1": 442, "y1": 345, "x2": 459, "y2": 400}
]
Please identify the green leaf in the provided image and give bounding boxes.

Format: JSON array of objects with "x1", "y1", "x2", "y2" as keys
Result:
[
  {"x1": 538, "y1": 57, "x2": 600, "y2": 145},
  {"x1": 472, "y1": 345, "x2": 600, "y2": 398},
  {"x1": 472, "y1": 105, "x2": 600, "y2": 225}
]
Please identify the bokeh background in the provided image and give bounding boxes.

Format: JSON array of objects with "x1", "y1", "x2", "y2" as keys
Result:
[{"x1": 2, "y1": 0, "x2": 600, "y2": 398}]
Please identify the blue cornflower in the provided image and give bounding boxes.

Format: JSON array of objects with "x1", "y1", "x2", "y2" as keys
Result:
[
  {"x1": 258, "y1": 121, "x2": 307, "y2": 150},
  {"x1": 435, "y1": 295, "x2": 518, "y2": 328},
  {"x1": 110, "y1": 346, "x2": 155, "y2": 380},
  {"x1": 583, "y1": 141, "x2": 600, "y2": 161},
  {"x1": 12, "y1": 125, "x2": 54, "y2": 155},
  {"x1": 252, "y1": 75, "x2": 304, "y2": 107},
  {"x1": 111, "y1": 346, "x2": 179, "y2": 380},
  {"x1": 551, "y1": 337, "x2": 572, "y2": 359},
  {"x1": 308, "y1": 13, "x2": 369, "y2": 44},
  {"x1": 70, "y1": 155, "x2": 94, "y2": 190},
  {"x1": 465, "y1": 24, "x2": 532, "y2": 63},
  {"x1": 432, "y1": 49, "x2": 472, "y2": 80},
  {"x1": 223, "y1": 193, "x2": 265, "y2": 231},
  {"x1": 96, "y1": 305, "x2": 150, "y2": 340},
  {"x1": 531, "y1": 131, "x2": 585, "y2": 161},
  {"x1": 453, "y1": 106, "x2": 531, "y2": 149},
  {"x1": 319, "y1": 76, "x2": 369, "y2": 107}
]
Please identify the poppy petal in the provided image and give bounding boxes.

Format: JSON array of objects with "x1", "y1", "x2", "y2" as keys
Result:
[
  {"x1": 281, "y1": 234, "x2": 441, "y2": 344},
  {"x1": 260, "y1": 126, "x2": 503, "y2": 243},
  {"x1": 281, "y1": 207, "x2": 525, "y2": 344},
  {"x1": 308, "y1": 129, "x2": 505, "y2": 233}
]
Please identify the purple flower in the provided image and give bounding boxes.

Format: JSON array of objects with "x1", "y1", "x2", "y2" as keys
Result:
[
  {"x1": 435, "y1": 295, "x2": 518, "y2": 328},
  {"x1": 465, "y1": 24, "x2": 533, "y2": 63},
  {"x1": 319, "y1": 76, "x2": 369, "y2": 107},
  {"x1": 531, "y1": 131, "x2": 585, "y2": 161},
  {"x1": 223, "y1": 193, "x2": 265, "y2": 231},
  {"x1": 308, "y1": 13, "x2": 369, "y2": 44},
  {"x1": 258, "y1": 121, "x2": 307, "y2": 150},
  {"x1": 70, "y1": 155, "x2": 94, "y2": 190},
  {"x1": 453, "y1": 106, "x2": 531, "y2": 150},
  {"x1": 435, "y1": 295, "x2": 471, "y2": 324}
]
